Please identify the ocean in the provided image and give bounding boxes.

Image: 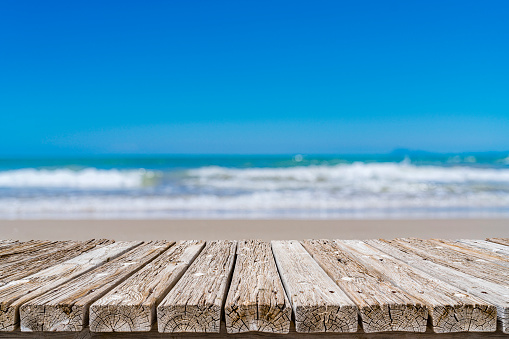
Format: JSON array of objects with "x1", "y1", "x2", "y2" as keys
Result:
[{"x1": 1, "y1": 153, "x2": 509, "y2": 219}]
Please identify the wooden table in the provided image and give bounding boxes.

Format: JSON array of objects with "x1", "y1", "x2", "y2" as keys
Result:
[{"x1": 0, "y1": 237, "x2": 508, "y2": 338}]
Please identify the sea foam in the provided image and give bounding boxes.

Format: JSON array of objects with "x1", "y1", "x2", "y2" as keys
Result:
[
  {"x1": 1, "y1": 162, "x2": 509, "y2": 218},
  {"x1": 184, "y1": 163, "x2": 509, "y2": 191},
  {"x1": 0, "y1": 168, "x2": 154, "y2": 189}
]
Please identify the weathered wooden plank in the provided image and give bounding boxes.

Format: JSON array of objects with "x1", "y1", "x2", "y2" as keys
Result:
[
  {"x1": 0, "y1": 240, "x2": 17, "y2": 245},
  {"x1": 271, "y1": 240, "x2": 357, "y2": 333},
  {"x1": 487, "y1": 238, "x2": 509, "y2": 247},
  {"x1": 0, "y1": 241, "x2": 141, "y2": 331},
  {"x1": 429, "y1": 239, "x2": 509, "y2": 268},
  {"x1": 367, "y1": 239, "x2": 509, "y2": 333},
  {"x1": 458, "y1": 239, "x2": 509, "y2": 257},
  {"x1": 0, "y1": 241, "x2": 76, "y2": 268},
  {"x1": 0, "y1": 241, "x2": 55, "y2": 259},
  {"x1": 225, "y1": 240, "x2": 291, "y2": 334},
  {"x1": 0, "y1": 240, "x2": 19, "y2": 251},
  {"x1": 90, "y1": 240, "x2": 205, "y2": 332},
  {"x1": 335, "y1": 240, "x2": 496, "y2": 333},
  {"x1": 157, "y1": 240, "x2": 237, "y2": 333},
  {"x1": 0, "y1": 240, "x2": 113, "y2": 285},
  {"x1": 390, "y1": 238, "x2": 509, "y2": 287},
  {"x1": 2, "y1": 323, "x2": 509, "y2": 339},
  {"x1": 301, "y1": 239, "x2": 427, "y2": 333},
  {"x1": 20, "y1": 241, "x2": 171, "y2": 332}
]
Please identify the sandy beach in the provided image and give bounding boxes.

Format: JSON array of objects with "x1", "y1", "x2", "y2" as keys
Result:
[{"x1": 0, "y1": 219, "x2": 508, "y2": 241}]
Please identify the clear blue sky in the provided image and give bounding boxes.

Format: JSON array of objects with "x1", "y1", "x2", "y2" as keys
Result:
[{"x1": 1, "y1": 0, "x2": 508, "y2": 155}]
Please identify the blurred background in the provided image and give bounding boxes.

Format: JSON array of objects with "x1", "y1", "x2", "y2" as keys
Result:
[{"x1": 1, "y1": 1, "x2": 508, "y2": 219}]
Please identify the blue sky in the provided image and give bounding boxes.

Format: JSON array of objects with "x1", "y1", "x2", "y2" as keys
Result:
[{"x1": 1, "y1": 0, "x2": 508, "y2": 155}]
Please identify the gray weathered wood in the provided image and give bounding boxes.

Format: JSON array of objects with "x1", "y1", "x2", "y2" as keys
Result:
[
  {"x1": 429, "y1": 239, "x2": 509, "y2": 268},
  {"x1": 0, "y1": 240, "x2": 18, "y2": 246},
  {"x1": 335, "y1": 240, "x2": 496, "y2": 333},
  {"x1": 157, "y1": 241, "x2": 237, "y2": 333},
  {"x1": 0, "y1": 240, "x2": 112, "y2": 286},
  {"x1": 0, "y1": 241, "x2": 141, "y2": 331},
  {"x1": 90, "y1": 240, "x2": 205, "y2": 332},
  {"x1": 0, "y1": 236, "x2": 505, "y2": 337},
  {"x1": 458, "y1": 239, "x2": 509, "y2": 257},
  {"x1": 389, "y1": 238, "x2": 509, "y2": 287},
  {"x1": 367, "y1": 239, "x2": 509, "y2": 333},
  {"x1": 20, "y1": 241, "x2": 171, "y2": 332},
  {"x1": 271, "y1": 240, "x2": 358, "y2": 333},
  {"x1": 2, "y1": 322, "x2": 509, "y2": 339},
  {"x1": 487, "y1": 238, "x2": 509, "y2": 247},
  {"x1": 225, "y1": 240, "x2": 291, "y2": 334},
  {"x1": 0, "y1": 240, "x2": 20, "y2": 252},
  {"x1": 0, "y1": 241, "x2": 55, "y2": 260},
  {"x1": 301, "y1": 239, "x2": 427, "y2": 333},
  {"x1": 0, "y1": 241, "x2": 76, "y2": 268}
]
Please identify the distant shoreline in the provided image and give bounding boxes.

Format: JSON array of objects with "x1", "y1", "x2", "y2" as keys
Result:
[{"x1": 1, "y1": 219, "x2": 508, "y2": 241}]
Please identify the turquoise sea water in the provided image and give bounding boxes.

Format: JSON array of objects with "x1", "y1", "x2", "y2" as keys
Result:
[{"x1": 1, "y1": 152, "x2": 509, "y2": 219}]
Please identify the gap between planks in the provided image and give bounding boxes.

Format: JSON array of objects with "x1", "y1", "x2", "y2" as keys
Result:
[
  {"x1": 0, "y1": 240, "x2": 113, "y2": 286},
  {"x1": 0, "y1": 241, "x2": 141, "y2": 331},
  {"x1": 20, "y1": 241, "x2": 173, "y2": 332},
  {"x1": 271, "y1": 240, "x2": 358, "y2": 333},
  {"x1": 301, "y1": 239, "x2": 427, "y2": 333},
  {"x1": 225, "y1": 240, "x2": 291, "y2": 334},
  {"x1": 0, "y1": 239, "x2": 504, "y2": 335},
  {"x1": 367, "y1": 239, "x2": 508, "y2": 333},
  {"x1": 157, "y1": 240, "x2": 237, "y2": 333},
  {"x1": 335, "y1": 240, "x2": 497, "y2": 333},
  {"x1": 90, "y1": 240, "x2": 205, "y2": 332}
]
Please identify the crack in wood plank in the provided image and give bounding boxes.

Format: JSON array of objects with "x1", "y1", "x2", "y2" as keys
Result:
[
  {"x1": 225, "y1": 240, "x2": 291, "y2": 334},
  {"x1": 90, "y1": 241, "x2": 205, "y2": 332},
  {"x1": 157, "y1": 241, "x2": 237, "y2": 333}
]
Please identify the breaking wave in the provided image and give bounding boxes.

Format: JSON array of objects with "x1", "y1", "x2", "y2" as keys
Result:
[
  {"x1": 185, "y1": 163, "x2": 509, "y2": 191},
  {"x1": 0, "y1": 168, "x2": 157, "y2": 189},
  {"x1": 1, "y1": 161, "x2": 509, "y2": 218}
]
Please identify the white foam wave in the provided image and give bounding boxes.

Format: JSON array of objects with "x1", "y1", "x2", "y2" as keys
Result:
[
  {"x1": 1, "y1": 191, "x2": 508, "y2": 219},
  {"x1": 0, "y1": 168, "x2": 155, "y2": 189},
  {"x1": 185, "y1": 163, "x2": 509, "y2": 192},
  {"x1": 2, "y1": 162, "x2": 509, "y2": 218}
]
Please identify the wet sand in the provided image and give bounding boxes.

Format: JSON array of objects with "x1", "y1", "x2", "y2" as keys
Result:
[{"x1": 0, "y1": 219, "x2": 508, "y2": 241}]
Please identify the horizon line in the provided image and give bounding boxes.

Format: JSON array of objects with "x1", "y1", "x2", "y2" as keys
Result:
[{"x1": 1, "y1": 150, "x2": 509, "y2": 159}]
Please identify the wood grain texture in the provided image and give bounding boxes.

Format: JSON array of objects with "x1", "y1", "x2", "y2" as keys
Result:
[
  {"x1": 271, "y1": 240, "x2": 358, "y2": 333},
  {"x1": 429, "y1": 239, "x2": 509, "y2": 268},
  {"x1": 20, "y1": 241, "x2": 171, "y2": 332},
  {"x1": 0, "y1": 240, "x2": 112, "y2": 286},
  {"x1": 335, "y1": 240, "x2": 496, "y2": 333},
  {"x1": 367, "y1": 239, "x2": 508, "y2": 333},
  {"x1": 389, "y1": 238, "x2": 509, "y2": 287},
  {"x1": 0, "y1": 241, "x2": 55, "y2": 260},
  {"x1": 0, "y1": 242, "x2": 20, "y2": 256},
  {"x1": 2, "y1": 323, "x2": 509, "y2": 339},
  {"x1": 487, "y1": 238, "x2": 509, "y2": 247},
  {"x1": 157, "y1": 241, "x2": 237, "y2": 333},
  {"x1": 0, "y1": 241, "x2": 20, "y2": 253},
  {"x1": 90, "y1": 241, "x2": 205, "y2": 332},
  {"x1": 0, "y1": 237, "x2": 506, "y2": 337},
  {"x1": 0, "y1": 241, "x2": 141, "y2": 331},
  {"x1": 0, "y1": 241, "x2": 76, "y2": 268},
  {"x1": 225, "y1": 240, "x2": 291, "y2": 334},
  {"x1": 458, "y1": 239, "x2": 509, "y2": 257},
  {"x1": 0, "y1": 240, "x2": 18, "y2": 246},
  {"x1": 301, "y1": 239, "x2": 427, "y2": 333}
]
